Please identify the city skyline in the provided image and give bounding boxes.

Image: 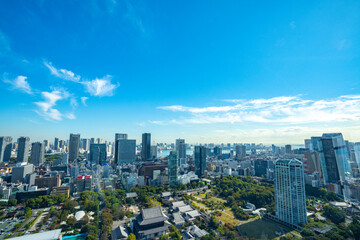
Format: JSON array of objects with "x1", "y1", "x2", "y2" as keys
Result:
[{"x1": 1, "y1": 1, "x2": 360, "y2": 144}]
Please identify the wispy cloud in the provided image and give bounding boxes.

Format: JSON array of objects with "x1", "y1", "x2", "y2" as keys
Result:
[
  {"x1": 81, "y1": 97, "x2": 88, "y2": 106},
  {"x1": 3, "y1": 75, "x2": 33, "y2": 94},
  {"x1": 44, "y1": 61, "x2": 81, "y2": 82},
  {"x1": 154, "y1": 95, "x2": 360, "y2": 125},
  {"x1": 44, "y1": 61, "x2": 118, "y2": 97},
  {"x1": 34, "y1": 88, "x2": 71, "y2": 121},
  {"x1": 82, "y1": 75, "x2": 118, "y2": 96},
  {"x1": 124, "y1": 0, "x2": 145, "y2": 34},
  {"x1": 65, "y1": 113, "x2": 76, "y2": 120}
]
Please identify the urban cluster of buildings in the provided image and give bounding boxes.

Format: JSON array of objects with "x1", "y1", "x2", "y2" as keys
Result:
[{"x1": 0, "y1": 132, "x2": 359, "y2": 238}]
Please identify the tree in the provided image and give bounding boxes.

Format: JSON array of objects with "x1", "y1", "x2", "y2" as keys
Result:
[
  {"x1": 209, "y1": 216, "x2": 219, "y2": 229},
  {"x1": 126, "y1": 197, "x2": 135, "y2": 205},
  {"x1": 67, "y1": 216, "x2": 77, "y2": 227},
  {"x1": 25, "y1": 208, "x2": 32, "y2": 218},
  {"x1": 50, "y1": 206, "x2": 57, "y2": 217},
  {"x1": 159, "y1": 234, "x2": 169, "y2": 240},
  {"x1": 323, "y1": 205, "x2": 346, "y2": 224},
  {"x1": 79, "y1": 215, "x2": 89, "y2": 226},
  {"x1": 350, "y1": 218, "x2": 360, "y2": 240},
  {"x1": 8, "y1": 198, "x2": 17, "y2": 206},
  {"x1": 128, "y1": 233, "x2": 136, "y2": 240}
]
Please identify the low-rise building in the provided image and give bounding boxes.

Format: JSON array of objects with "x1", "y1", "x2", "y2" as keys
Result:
[{"x1": 131, "y1": 206, "x2": 170, "y2": 239}]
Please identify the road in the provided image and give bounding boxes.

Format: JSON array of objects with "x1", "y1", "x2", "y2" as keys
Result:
[{"x1": 29, "y1": 212, "x2": 46, "y2": 232}]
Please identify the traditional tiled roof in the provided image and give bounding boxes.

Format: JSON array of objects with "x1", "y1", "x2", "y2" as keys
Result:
[{"x1": 138, "y1": 206, "x2": 168, "y2": 226}]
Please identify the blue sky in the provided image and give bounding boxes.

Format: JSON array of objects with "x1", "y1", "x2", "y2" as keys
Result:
[{"x1": 0, "y1": 0, "x2": 359, "y2": 144}]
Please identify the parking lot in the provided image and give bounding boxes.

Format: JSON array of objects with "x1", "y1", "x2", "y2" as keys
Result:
[{"x1": 0, "y1": 218, "x2": 23, "y2": 240}]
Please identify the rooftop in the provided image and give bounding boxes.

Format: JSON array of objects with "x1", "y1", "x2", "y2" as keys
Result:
[
  {"x1": 9, "y1": 229, "x2": 62, "y2": 240},
  {"x1": 138, "y1": 206, "x2": 168, "y2": 226}
]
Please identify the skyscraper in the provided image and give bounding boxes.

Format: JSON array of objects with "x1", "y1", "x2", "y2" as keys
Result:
[
  {"x1": 141, "y1": 133, "x2": 151, "y2": 161},
  {"x1": 195, "y1": 146, "x2": 207, "y2": 178},
  {"x1": 117, "y1": 139, "x2": 136, "y2": 164},
  {"x1": 213, "y1": 146, "x2": 222, "y2": 157},
  {"x1": 175, "y1": 139, "x2": 186, "y2": 160},
  {"x1": 150, "y1": 145, "x2": 157, "y2": 160},
  {"x1": 54, "y1": 137, "x2": 59, "y2": 150},
  {"x1": 275, "y1": 159, "x2": 307, "y2": 226},
  {"x1": 89, "y1": 143, "x2": 107, "y2": 165},
  {"x1": 0, "y1": 136, "x2": 12, "y2": 162},
  {"x1": 285, "y1": 144, "x2": 292, "y2": 154},
  {"x1": 235, "y1": 145, "x2": 246, "y2": 160},
  {"x1": 304, "y1": 139, "x2": 311, "y2": 149},
  {"x1": 254, "y1": 159, "x2": 268, "y2": 177},
  {"x1": 168, "y1": 151, "x2": 179, "y2": 186},
  {"x1": 30, "y1": 142, "x2": 45, "y2": 166},
  {"x1": 319, "y1": 133, "x2": 352, "y2": 185},
  {"x1": 310, "y1": 136, "x2": 322, "y2": 151},
  {"x1": 81, "y1": 138, "x2": 90, "y2": 152},
  {"x1": 354, "y1": 142, "x2": 360, "y2": 169},
  {"x1": 115, "y1": 133, "x2": 128, "y2": 164},
  {"x1": 43, "y1": 140, "x2": 49, "y2": 149},
  {"x1": 17, "y1": 137, "x2": 30, "y2": 162},
  {"x1": 69, "y1": 134, "x2": 80, "y2": 162}
]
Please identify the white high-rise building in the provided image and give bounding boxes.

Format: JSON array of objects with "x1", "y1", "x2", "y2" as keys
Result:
[{"x1": 275, "y1": 159, "x2": 307, "y2": 226}]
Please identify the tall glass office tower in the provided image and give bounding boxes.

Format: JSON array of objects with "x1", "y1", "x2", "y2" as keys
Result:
[
  {"x1": 69, "y1": 134, "x2": 80, "y2": 162},
  {"x1": 168, "y1": 151, "x2": 179, "y2": 186},
  {"x1": 141, "y1": 133, "x2": 151, "y2": 161},
  {"x1": 319, "y1": 133, "x2": 352, "y2": 184},
  {"x1": 195, "y1": 146, "x2": 207, "y2": 178}
]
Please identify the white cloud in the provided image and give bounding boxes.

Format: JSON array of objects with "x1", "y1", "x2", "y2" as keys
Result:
[
  {"x1": 66, "y1": 113, "x2": 76, "y2": 119},
  {"x1": 44, "y1": 61, "x2": 119, "y2": 97},
  {"x1": 82, "y1": 75, "x2": 118, "y2": 96},
  {"x1": 3, "y1": 75, "x2": 32, "y2": 94},
  {"x1": 44, "y1": 61, "x2": 81, "y2": 82},
  {"x1": 154, "y1": 95, "x2": 360, "y2": 125},
  {"x1": 81, "y1": 97, "x2": 88, "y2": 106},
  {"x1": 70, "y1": 97, "x2": 78, "y2": 109},
  {"x1": 34, "y1": 89, "x2": 70, "y2": 121}
]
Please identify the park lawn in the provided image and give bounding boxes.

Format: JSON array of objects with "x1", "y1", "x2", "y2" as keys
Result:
[
  {"x1": 216, "y1": 211, "x2": 240, "y2": 226},
  {"x1": 196, "y1": 193, "x2": 226, "y2": 204},
  {"x1": 191, "y1": 200, "x2": 209, "y2": 211},
  {"x1": 238, "y1": 218, "x2": 293, "y2": 239}
]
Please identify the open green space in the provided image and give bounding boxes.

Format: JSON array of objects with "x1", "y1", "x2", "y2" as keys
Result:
[
  {"x1": 215, "y1": 208, "x2": 240, "y2": 226},
  {"x1": 238, "y1": 218, "x2": 293, "y2": 239},
  {"x1": 196, "y1": 193, "x2": 227, "y2": 204}
]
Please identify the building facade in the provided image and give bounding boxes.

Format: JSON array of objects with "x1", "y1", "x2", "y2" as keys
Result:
[
  {"x1": 275, "y1": 159, "x2": 307, "y2": 226},
  {"x1": 235, "y1": 145, "x2": 246, "y2": 160},
  {"x1": 69, "y1": 134, "x2": 80, "y2": 162},
  {"x1": 168, "y1": 151, "x2": 179, "y2": 186},
  {"x1": 114, "y1": 133, "x2": 128, "y2": 164},
  {"x1": 89, "y1": 143, "x2": 107, "y2": 165},
  {"x1": 17, "y1": 137, "x2": 30, "y2": 162},
  {"x1": 117, "y1": 139, "x2": 136, "y2": 164},
  {"x1": 30, "y1": 142, "x2": 45, "y2": 166},
  {"x1": 176, "y1": 139, "x2": 186, "y2": 160},
  {"x1": 195, "y1": 146, "x2": 207, "y2": 178},
  {"x1": 0, "y1": 136, "x2": 12, "y2": 162},
  {"x1": 142, "y1": 133, "x2": 151, "y2": 161}
]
